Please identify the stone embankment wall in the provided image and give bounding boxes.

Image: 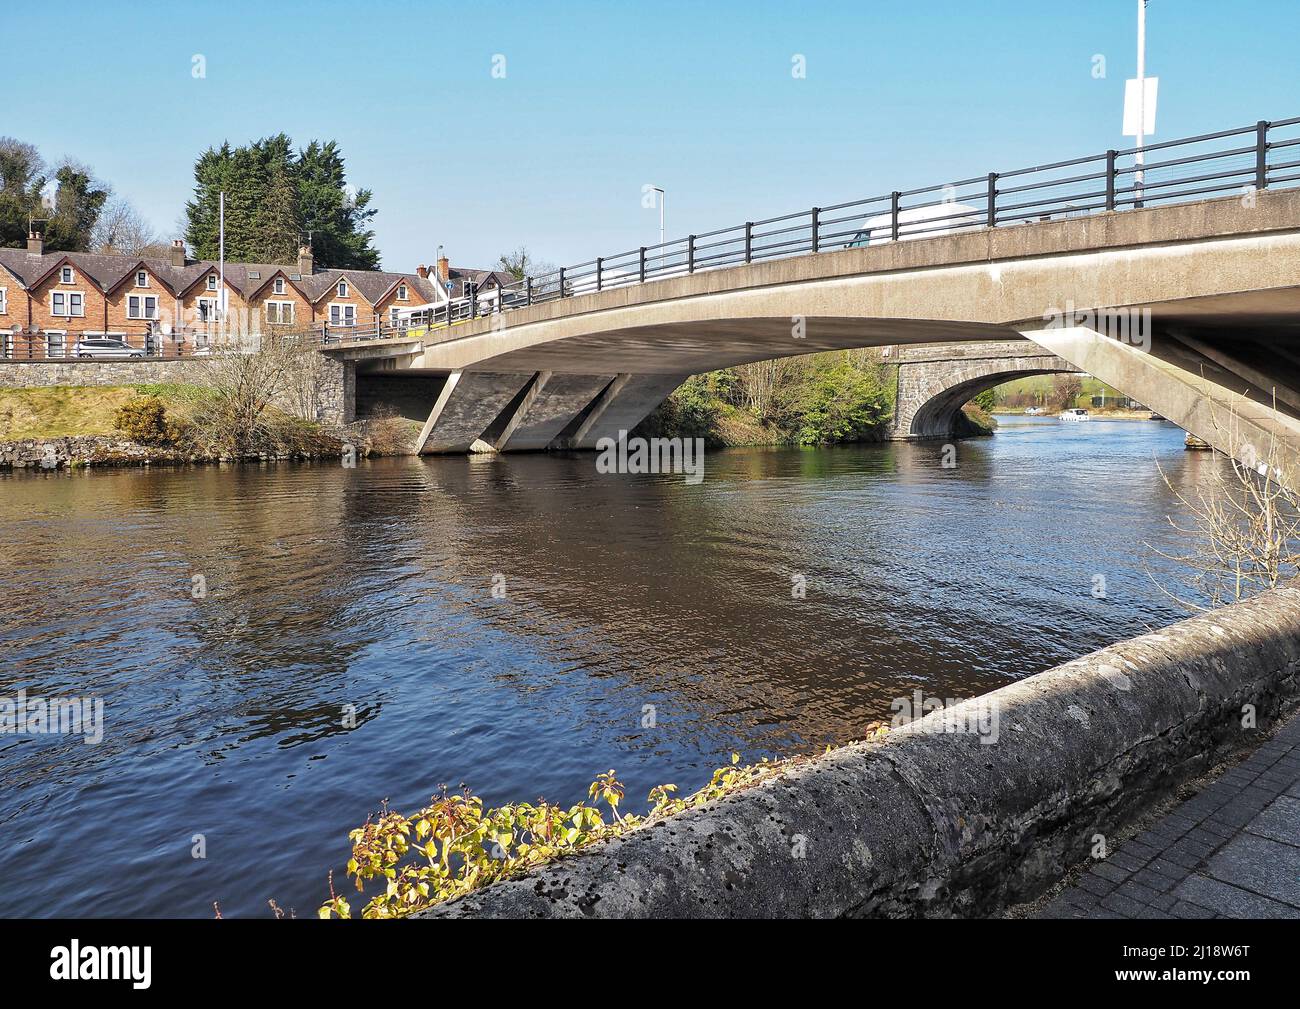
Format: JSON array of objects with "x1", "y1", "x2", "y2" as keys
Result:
[
  {"x1": 423, "y1": 585, "x2": 1300, "y2": 918},
  {"x1": 0, "y1": 436, "x2": 198, "y2": 469}
]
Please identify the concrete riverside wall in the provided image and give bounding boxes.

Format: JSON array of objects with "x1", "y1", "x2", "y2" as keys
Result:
[
  {"x1": 422, "y1": 586, "x2": 1300, "y2": 918},
  {"x1": 0, "y1": 355, "x2": 354, "y2": 425}
]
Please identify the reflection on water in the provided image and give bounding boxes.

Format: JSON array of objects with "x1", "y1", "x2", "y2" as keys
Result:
[{"x1": 0, "y1": 417, "x2": 1225, "y2": 916}]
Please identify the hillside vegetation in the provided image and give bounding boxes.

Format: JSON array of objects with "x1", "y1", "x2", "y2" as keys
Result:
[{"x1": 635, "y1": 350, "x2": 898, "y2": 446}]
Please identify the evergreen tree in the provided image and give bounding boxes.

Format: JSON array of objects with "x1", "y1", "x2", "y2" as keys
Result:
[
  {"x1": 184, "y1": 143, "x2": 233, "y2": 260},
  {"x1": 183, "y1": 136, "x2": 379, "y2": 269},
  {"x1": 297, "y1": 140, "x2": 380, "y2": 270},
  {"x1": 250, "y1": 135, "x2": 300, "y2": 264}
]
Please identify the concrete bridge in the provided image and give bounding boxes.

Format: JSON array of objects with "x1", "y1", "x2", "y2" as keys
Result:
[
  {"x1": 316, "y1": 117, "x2": 1300, "y2": 468},
  {"x1": 340, "y1": 187, "x2": 1300, "y2": 469}
]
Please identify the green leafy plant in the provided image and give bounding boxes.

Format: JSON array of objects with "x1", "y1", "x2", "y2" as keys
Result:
[
  {"x1": 797, "y1": 358, "x2": 892, "y2": 445},
  {"x1": 113, "y1": 395, "x2": 182, "y2": 446},
  {"x1": 317, "y1": 748, "x2": 869, "y2": 919}
]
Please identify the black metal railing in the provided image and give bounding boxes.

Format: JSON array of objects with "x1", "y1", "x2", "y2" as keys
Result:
[
  {"x1": 401, "y1": 116, "x2": 1300, "y2": 337},
  {"x1": 0, "y1": 328, "x2": 210, "y2": 361},
  {"x1": 0, "y1": 321, "x2": 426, "y2": 360}
]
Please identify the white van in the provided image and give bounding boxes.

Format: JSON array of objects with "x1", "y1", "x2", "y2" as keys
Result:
[{"x1": 847, "y1": 201, "x2": 983, "y2": 247}]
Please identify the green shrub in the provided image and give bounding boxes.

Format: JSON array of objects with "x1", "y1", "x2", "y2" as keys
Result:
[
  {"x1": 114, "y1": 396, "x2": 179, "y2": 446},
  {"x1": 796, "y1": 358, "x2": 893, "y2": 445}
]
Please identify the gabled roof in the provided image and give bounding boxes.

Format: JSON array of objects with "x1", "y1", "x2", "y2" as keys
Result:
[
  {"x1": 299, "y1": 268, "x2": 439, "y2": 306},
  {"x1": 0, "y1": 248, "x2": 199, "y2": 293},
  {"x1": 239, "y1": 265, "x2": 310, "y2": 301},
  {"x1": 104, "y1": 259, "x2": 176, "y2": 296},
  {"x1": 175, "y1": 263, "x2": 233, "y2": 298},
  {"x1": 0, "y1": 247, "x2": 438, "y2": 304}
]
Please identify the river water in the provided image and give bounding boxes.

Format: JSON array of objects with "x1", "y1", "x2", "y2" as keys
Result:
[{"x1": 0, "y1": 417, "x2": 1225, "y2": 917}]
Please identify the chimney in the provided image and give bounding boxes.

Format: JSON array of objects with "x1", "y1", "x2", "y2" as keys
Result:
[
  {"x1": 416, "y1": 264, "x2": 429, "y2": 279},
  {"x1": 298, "y1": 243, "x2": 314, "y2": 277},
  {"x1": 169, "y1": 239, "x2": 186, "y2": 269},
  {"x1": 437, "y1": 255, "x2": 450, "y2": 282},
  {"x1": 26, "y1": 224, "x2": 43, "y2": 256}
]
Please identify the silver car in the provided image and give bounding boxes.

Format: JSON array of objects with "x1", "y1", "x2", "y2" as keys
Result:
[{"x1": 74, "y1": 337, "x2": 145, "y2": 359}]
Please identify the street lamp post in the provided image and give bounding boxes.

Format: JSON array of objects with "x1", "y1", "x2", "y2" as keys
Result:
[
  {"x1": 650, "y1": 186, "x2": 665, "y2": 275},
  {"x1": 1135, "y1": 0, "x2": 1147, "y2": 206}
]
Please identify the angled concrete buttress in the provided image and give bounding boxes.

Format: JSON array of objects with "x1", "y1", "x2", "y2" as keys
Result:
[
  {"x1": 493, "y1": 373, "x2": 615, "y2": 451},
  {"x1": 1022, "y1": 326, "x2": 1300, "y2": 480},
  {"x1": 414, "y1": 371, "x2": 534, "y2": 454},
  {"x1": 561, "y1": 374, "x2": 688, "y2": 449}
]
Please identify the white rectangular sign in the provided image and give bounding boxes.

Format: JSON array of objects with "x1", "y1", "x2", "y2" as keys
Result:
[{"x1": 1123, "y1": 77, "x2": 1159, "y2": 136}]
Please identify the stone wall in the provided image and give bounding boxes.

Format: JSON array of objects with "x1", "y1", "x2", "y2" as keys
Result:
[
  {"x1": 0, "y1": 359, "x2": 193, "y2": 389},
  {"x1": 421, "y1": 585, "x2": 1300, "y2": 918}
]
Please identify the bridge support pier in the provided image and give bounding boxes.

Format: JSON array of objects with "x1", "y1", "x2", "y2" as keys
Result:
[
  {"x1": 559, "y1": 374, "x2": 687, "y2": 449},
  {"x1": 414, "y1": 371, "x2": 533, "y2": 454},
  {"x1": 494, "y1": 373, "x2": 616, "y2": 452}
]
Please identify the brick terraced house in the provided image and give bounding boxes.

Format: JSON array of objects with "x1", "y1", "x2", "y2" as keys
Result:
[{"x1": 0, "y1": 229, "x2": 481, "y2": 359}]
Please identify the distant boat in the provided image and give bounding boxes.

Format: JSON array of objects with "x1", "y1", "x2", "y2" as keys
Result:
[
  {"x1": 1024, "y1": 406, "x2": 1044, "y2": 415},
  {"x1": 1060, "y1": 408, "x2": 1091, "y2": 422}
]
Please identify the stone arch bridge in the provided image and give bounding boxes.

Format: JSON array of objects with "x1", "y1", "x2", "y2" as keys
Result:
[{"x1": 888, "y1": 341, "x2": 1078, "y2": 439}]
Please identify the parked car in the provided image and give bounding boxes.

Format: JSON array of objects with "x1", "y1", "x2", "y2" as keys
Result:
[
  {"x1": 1059, "y1": 408, "x2": 1091, "y2": 422},
  {"x1": 74, "y1": 337, "x2": 145, "y2": 359}
]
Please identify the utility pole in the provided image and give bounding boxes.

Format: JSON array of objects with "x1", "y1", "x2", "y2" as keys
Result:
[{"x1": 218, "y1": 191, "x2": 226, "y2": 347}]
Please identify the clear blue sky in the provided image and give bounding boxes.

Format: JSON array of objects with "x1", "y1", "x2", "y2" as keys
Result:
[{"x1": 8, "y1": 0, "x2": 1299, "y2": 273}]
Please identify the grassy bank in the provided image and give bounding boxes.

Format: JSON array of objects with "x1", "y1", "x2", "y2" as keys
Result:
[{"x1": 0, "y1": 384, "x2": 207, "y2": 441}]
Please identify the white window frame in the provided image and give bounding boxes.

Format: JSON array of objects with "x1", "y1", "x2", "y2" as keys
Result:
[
  {"x1": 265, "y1": 300, "x2": 295, "y2": 325},
  {"x1": 397, "y1": 283, "x2": 408, "y2": 301},
  {"x1": 60, "y1": 266, "x2": 74, "y2": 284},
  {"x1": 329, "y1": 303, "x2": 356, "y2": 327},
  {"x1": 127, "y1": 293, "x2": 160, "y2": 320},
  {"x1": 0, "y1": 287, "x2": 6, "y2": 315},
  {"x1": 0, "y1": 329, "x2": 12, "y2": 359},
  {"x1": 45, "y1": 330, "x2": 67, "y2": 359},
  {"x1": 135, "y1": 270, "x2": 149, "y2": 288},
  {"x1": 337, "y1": 280, "x2": 348, "y2": 297},
  {"x1": 273, "y1": 277, "x2": 285, "y2": 295},
  {"x1": 207, "y1": 273, "x2": 218, "y2": 291},
  {"x1": 196, "y1": 297, "x2": 219, "y2": 324},
  {"x1": 389, "y1": 307, "x2": 400, "y2": 326},
  {"x1": 50, "y1": 290, "x2": 86, "y2": 317}
]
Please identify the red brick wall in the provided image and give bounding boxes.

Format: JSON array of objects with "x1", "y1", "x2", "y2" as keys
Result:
[
  {"x1": 248, "y1": 273, "x2": 312, "y2": 332},
  {"x1": 374, "y1": 281, "x2": 416, "y2": 327},
  {"x1": 104, "y1": 264, "x2": 177, "y2": 344},
  {"x1": 315, "y1": 275, "x2": 376, "y2": 329},
  {"x1": 27, "y1": 261, "x2": 107, "y2": 344}
]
